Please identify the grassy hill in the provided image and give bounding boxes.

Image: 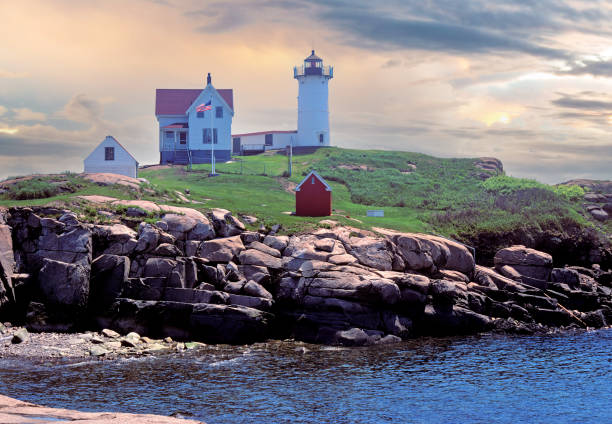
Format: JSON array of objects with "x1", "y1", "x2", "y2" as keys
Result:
[{"x1": 1, "y1": 147, "x2": 610, "y2": 265}]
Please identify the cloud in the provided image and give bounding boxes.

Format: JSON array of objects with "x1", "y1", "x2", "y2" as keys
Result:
[
  {"x1": 552, "y1": 93, "x2": 612, "y2": 110},
  {"x1": 0, "y1": 94, "x2": 144, "y2": 170},
  {"x1": 57, "y1": 94, "x2": 104, "y2": 124},
  {"x1": 382, "y1": 59, "x2": 402, "y2": 68},
  {"x1": 550, "y1": 92, "x2": 612, "y2": 126},
  {"x1": 12, "y1": 107, "x2": 46, "y2": 122},
  {"x1": 557, "y1": 58, "x2": 612, "y2": 77},
  {"x1": 319, "y1": 8, "x2": 568, "y2": 59},
  {"x1": 0, "y1": 106, "x2": 6, "y2": 116}
]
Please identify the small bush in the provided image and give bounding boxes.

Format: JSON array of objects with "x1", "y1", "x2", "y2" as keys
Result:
[
  {"x1": 482, "y1": 176, "x2": 547, "y2": 194},
  {"x1": 554, "y1": 184, "x2": 585, "y2": 201},
  {"x1": 4, "y1": 178, "x2": 76, "y2": 200}
]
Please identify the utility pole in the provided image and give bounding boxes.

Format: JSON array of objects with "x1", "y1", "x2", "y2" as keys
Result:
[{"x1": 288, "y1": 136, "x2": 293, "y2": 177}]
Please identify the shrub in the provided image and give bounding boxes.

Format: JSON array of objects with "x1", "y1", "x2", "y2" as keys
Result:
[
  {"x1": 554, "y1": 184, "x2": 585, "y2": 201},
  {"x1": 4, "y1": 178, "x2": 77, "y2": 200},
  {"x1": 482, "y1": 176, "x2": 548, "y2": 194}
]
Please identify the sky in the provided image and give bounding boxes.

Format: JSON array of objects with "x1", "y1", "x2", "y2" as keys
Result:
[{"x1": 0, "y1": 0, "x2": 611, "y2": 184}]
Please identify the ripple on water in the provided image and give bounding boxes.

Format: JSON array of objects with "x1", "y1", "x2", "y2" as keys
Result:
[{"x1": 0, "y1": 330, "x2": 611, "y2": 424}]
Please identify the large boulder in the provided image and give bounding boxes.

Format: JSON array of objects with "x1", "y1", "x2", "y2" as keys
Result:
[
  {"x1": 238, "y1": 264, "x2": 270, "y2": 285},
  {"x1": 189, "y1": 303, "x2": 271, "y2": 344},
  {"x1": 590, "y1": 209, "x2": 608, "y2": 221},
  {"x1": 89, "y1": 254, "x2": 130, "y2": 311},
  {"x1": 135, "y1": 224, "x2": 161, "y2": 253},
  {"x1": 301, "y1": 272, "x2": 400, "y2": 306},
  {"x1": 494, "y1": 245, "x2": 553, "y2": 281},
  {"x1": 248, "y1": 241, "x2": 281, "y2": 258},
  {"x1": 199, "y1": 236, "x2": 245, "y2": 262},
  {"x1": 283, "y1": 235, "x2": 344, "y2": 262},
  {"x1": 418, "y1": 304, "x2": 492, "y2": 336},
  {"x1": 0, "y1": 224, "x2": 15, "y2": 311},
  {"x1": 474, "y1": 265, "x2": 527, "y2": 292},
  {"x1": 38, "y1": 258, "x2": 89, "y2": 314},
  {"x1": 152, "y1": 243, "x2": 182, "y2": 257},
  {"x1": 143, "y1": 258, "x2": 186, "y2": 287},
  {"x1": 238, "y1": 249, "x2": 282, "y2": 269},
  {"x1": 392, "y1": 233, "x2": 475, "y2": 275},
  {"x1": 263, "y1": 235, "x2": 289, "y2": 252},
  {"x1": 92, "y1": 224, "x2": 136, "y2": 257},
  {"x1": 208, "y1": 208, "x2": 245, "y2": 238},
  {"x1": 345, "y1": 236, "x2": 395, "y2": 271},
  {"x1": 162, "y1": 211, "x2": 215, "y2": 241},
  {"x1": 429, "y1": 280, "x2": 468, "y2": 308},
  {"x1": 0, "y1": 224, "x2": 15, "y2": 277},
  {"x1": 38, "y1": 226, "x2": 92, "y2": 267}
]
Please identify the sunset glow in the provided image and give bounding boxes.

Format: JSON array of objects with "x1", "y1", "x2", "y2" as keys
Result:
[{"x1": 0, "y1": 0, "x2": 611, "y2": 183}]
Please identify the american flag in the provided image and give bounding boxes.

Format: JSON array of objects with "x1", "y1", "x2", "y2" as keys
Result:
[{"x1": 196, "y1": 100, "x2": 212, "y2": 112}]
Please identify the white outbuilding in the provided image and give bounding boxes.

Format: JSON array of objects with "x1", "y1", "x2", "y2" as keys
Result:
[{"x1": 83, "y1": 135, "x2": 139, "y2": 178}]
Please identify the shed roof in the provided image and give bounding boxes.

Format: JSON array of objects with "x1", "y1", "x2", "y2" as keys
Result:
[
  {"x1": 295, "y1": 170, "x2": 332, "y2": 192},
  {"x1": 155, "y1": 88, "x2": 234, "y2": 115}
]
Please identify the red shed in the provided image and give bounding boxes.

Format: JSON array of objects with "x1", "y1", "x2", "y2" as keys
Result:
[{"x1": 295, "y1": 170, "x2": 332, "y2": 216}]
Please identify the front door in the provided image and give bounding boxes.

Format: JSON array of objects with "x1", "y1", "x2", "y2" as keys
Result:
[
  {"x1": 163, "y1": 131, "x2": 174, "y2": 151},
  {"x1": 233, "y1": 137, "x2": 241, "y2": 155}
]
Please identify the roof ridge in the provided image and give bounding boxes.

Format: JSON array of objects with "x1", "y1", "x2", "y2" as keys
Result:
[{"x1": 295, "y1": 170, "x2": 332, "y2": 192}]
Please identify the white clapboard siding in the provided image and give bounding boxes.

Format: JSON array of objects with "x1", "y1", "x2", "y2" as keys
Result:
[{"x1": 83, "y1": 136, "x2": 139, "y2": 178}]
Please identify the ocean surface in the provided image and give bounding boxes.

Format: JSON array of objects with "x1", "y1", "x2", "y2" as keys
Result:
[{"x1": 1, "y1": 329, "x2": 611, "y2": 424}]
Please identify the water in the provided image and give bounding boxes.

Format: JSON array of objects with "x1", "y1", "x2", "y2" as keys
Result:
[{"x1": 1, "y1": 330, "x2": 611, "y2": 423}]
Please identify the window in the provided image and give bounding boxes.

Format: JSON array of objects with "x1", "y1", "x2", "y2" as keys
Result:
[
  {"x1": 319, "y1": 133, "x2": 324, "y2": 144},
  {"x1": 197, "y1": 111, "x2": 204, "y2": 118},
  {"x1": 216, "y1": 106, "x2": 223, "y2": 118},
  {"x1": 165, "y1": 131, "x2": 174, "y2": 139},
  {"x1": 179, "y1": 132, "x2": 187, "y2": 145},
  {"x1": 203, "y1": 128, "x2": 218, "y2": 144},
  {"x1": 311, "y1": 177, "x2": 315, "y2": 184},
  {"x1": 265, "y1": 134, "x2": 273, "y2": 146},
  {"x1": 105, "y1": 147, "x2": 114, "y2": 161}
]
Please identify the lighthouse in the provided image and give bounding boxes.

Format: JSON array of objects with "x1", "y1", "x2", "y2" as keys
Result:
[{"x1": 294, "y1": 50, "x2": 333, "y2": 147}]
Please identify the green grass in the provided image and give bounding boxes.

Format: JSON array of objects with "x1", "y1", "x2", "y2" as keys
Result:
[{"x1": 1, "y1": 147, "x2": 608, "y2": 256}]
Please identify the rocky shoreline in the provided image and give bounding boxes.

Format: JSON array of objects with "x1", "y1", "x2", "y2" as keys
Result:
[
  {"x1": 0, "y1": 394, "x2": 202, "y2": 423},
  {"x1": 0, "y1": 205, "x2": 611, "y2": 349},
  {"x1": 0, "y1": 324, "x2": 203, "y2": 359}
]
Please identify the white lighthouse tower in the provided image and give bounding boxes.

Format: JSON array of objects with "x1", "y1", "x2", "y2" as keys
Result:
[{"x1": 293, "y1": 50, "x2": 333, "y2": 147}]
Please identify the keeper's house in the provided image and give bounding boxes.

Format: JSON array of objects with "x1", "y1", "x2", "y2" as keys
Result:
[
  {"x1": 155, "y1": 73, "x2": 234, "y2": 165},
  {"x1": 83, "y1": 135, "x2": 139, "y2": 178}
]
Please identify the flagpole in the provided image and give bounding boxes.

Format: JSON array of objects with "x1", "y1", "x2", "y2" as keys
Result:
[{"x1": 210, "y1": 94, "x2": 216, "y2": 176}]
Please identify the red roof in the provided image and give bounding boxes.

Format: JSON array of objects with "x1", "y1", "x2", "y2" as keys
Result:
[
  {"x1": 162, "y1": 123, "x2": 189, "y2": 129},
  {"x1": 232, "y1": 130, "x2": 297, "y2": 137},
  {"x1": 155, "y1": 88, "x2": 234, "y2": 115}
]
